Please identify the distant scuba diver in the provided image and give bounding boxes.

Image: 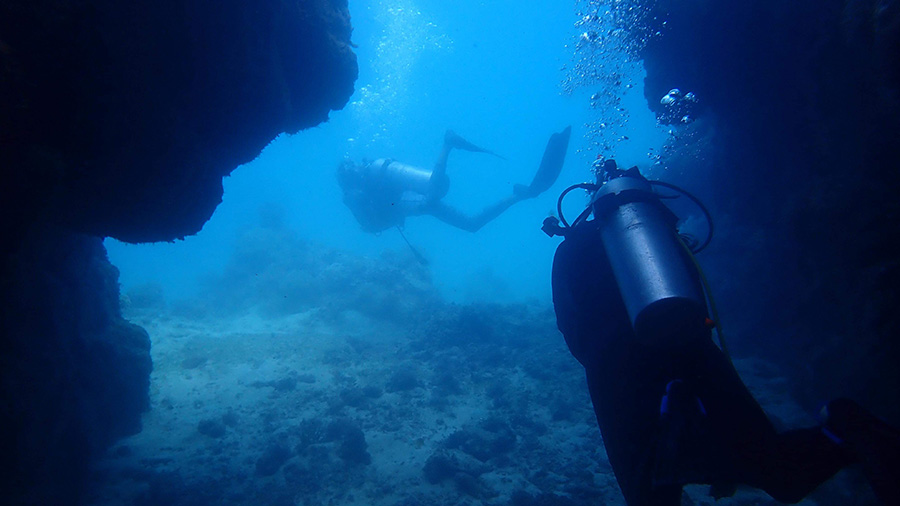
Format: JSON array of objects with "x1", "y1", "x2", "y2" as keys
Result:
[
  {"x1": 544, "y1": 159, "x2": 900, "y2": 506},
  {"x1": 337, "y1": 127, "x2": 571, "y2": 233}
]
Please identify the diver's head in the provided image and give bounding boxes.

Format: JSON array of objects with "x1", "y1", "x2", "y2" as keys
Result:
[
  {"x1": 592, "y1": 158, "x2": 620, "y2": 183},
  {"x1": 336, "y1": 157, "x2": 363, "y2": 192}
]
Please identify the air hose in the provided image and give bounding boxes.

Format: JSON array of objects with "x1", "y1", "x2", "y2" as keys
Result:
[
  {"x1": 556, "y1": 182, "x2": 598, "y2": 228},
  {"x1": 396, "y1": 226, "x2": 429, "y2": 266},
  {"x1": 677, "y1": 234, "x2": 731, "y2": 360},
  {"x1": 649, "y1": 180, "x2": 714, "y2": 254},
  {"x1": 555, "y1": 179, "x2": 713, "y2": 255}
]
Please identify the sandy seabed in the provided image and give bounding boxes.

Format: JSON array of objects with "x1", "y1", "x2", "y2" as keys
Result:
[{"x1": 85, "y1": 303, "x2": 841, "y2": 506}]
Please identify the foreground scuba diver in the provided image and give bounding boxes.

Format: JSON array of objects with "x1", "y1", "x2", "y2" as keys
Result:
[
  {"x1": 546, "y1": 160, "x2": 900, "y2": 505},
  {"x1": 338, "y1": 127, "x2": 571, "y2": 233}
]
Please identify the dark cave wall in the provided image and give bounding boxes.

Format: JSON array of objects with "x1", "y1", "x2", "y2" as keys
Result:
[
  {"x1": 0, "y1": 1, "x2": 357, "y2": 504},
  {"x1": 1, "y1": 0, "x2": 357, "y2": 245},
  {"x1": 640, "y1": 0, "x2": 900, "y2": 421},
  {"x1": 0, "y1": 230, "x2": 152, "y2": 504}
]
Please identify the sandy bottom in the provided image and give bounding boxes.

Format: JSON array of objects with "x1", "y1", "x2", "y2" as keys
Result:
[{"x1": 84, "y1": 305, "x2": 849, "y2": 506}]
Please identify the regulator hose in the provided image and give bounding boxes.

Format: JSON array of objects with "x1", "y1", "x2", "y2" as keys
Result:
[
  {"x1": 648, "y1": 180, "x2": 714, "y2": 254},
  {"x1": 677, "y1": 234, "x2": 731, "y2": 360},
  {"x1": 555, "y1": 179, "x2": 713, "y2": 255},
  {"x1": 556, "y1": 182, "x2": 598, "y2": 229}
]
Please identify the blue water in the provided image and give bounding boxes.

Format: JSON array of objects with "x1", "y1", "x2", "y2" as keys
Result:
[
  {"x1": 105, "y1": 0, "x2": 667, "y2": 305},
  {"x1": 88, "y1": 2, "x2": 895, "y2": 505}
]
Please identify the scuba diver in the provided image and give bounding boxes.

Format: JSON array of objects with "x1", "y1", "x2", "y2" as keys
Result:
[
  {"x1": 337, "y1": 127, "x2": 571, "y2": 233},
  {"x1": 544, "y1": 159, "x2": 900, "y2": 505}
]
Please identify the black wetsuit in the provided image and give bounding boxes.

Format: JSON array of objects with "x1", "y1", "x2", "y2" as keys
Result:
[{"x1": 551, "y1": 221, "x2": 852, "y2": 506}]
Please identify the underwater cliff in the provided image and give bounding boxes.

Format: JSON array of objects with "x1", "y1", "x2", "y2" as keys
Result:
[
  {"x1": 638, "y1": 0, "x2": 900, "y2": 423},
  {"x1": 0, "y1": 1, "x2": 357, "y2": 504}
]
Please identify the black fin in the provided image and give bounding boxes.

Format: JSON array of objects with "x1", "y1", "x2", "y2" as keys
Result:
[
  {"x1": 444, "y1": 130, "x2": 505, "y2": 159},
  {"x1": 524, "y1": 126, "x2": 571, "y2": 197},
  {"x1": 822, "y1": 398, "x2": 900, "y2": 505}
]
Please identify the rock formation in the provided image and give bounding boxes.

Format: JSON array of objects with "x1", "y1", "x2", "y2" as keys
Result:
[
  {"x1": 0, "y1": 0, "x2": 357, "y2": 503},
  {"x1": 640, "y1": 0, "x2": 900, "y2": 421}
]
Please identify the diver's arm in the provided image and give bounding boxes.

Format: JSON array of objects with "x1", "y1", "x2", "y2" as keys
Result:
[{"x1": 427, "y1": 195, "x2": 525, "y2": 232}]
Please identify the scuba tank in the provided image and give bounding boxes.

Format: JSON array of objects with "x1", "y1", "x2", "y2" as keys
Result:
[
  {"x1": 366, "y1": 158, "x2": 433, "y2": 195},
  {"x1": 590, "y1": 169, "x2": 708, "y2": 347}
]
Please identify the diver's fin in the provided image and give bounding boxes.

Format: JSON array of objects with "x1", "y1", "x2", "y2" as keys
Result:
[
  {"x1": 520, "y1": 126, "x2": 572, "y2": 198},
  {"x1": 821, "y1": 398, "x2": 900, "y2": 505},
  {"x1": 444, "y1": 130, "x2": 505, "y2": 159}
]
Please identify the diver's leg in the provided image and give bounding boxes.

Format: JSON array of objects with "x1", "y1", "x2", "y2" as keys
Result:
[
  {"x1": 555, "y1": 232, "x2": 684, "y2": 506},
  {"x1": 434, "y1": 132, "x2": 454, "y2": 178},
  {"x1": 684, "y1": 340, "x2": 853, "y2": 503},
  {"x1": 426, "y1": 202, "x2": 472, "y2": 231},
  {"x1": 431, "y1": 131, "x2": 507, "y2": 201},
  {"x1": 443, "y1": 130, "x2": 504, "y2": 158},
  {"x1": 753, "y1": 428, "x2": 853, "y2": 503},
  {"x1": 584, "y1": 348, "x2": 684, "y2": 506},
  {"x1": 428, "y1": 133, "x2": 457, "y2": 201},
  {"x1": 427, "y1": 195, "x2": 524, "y2": 233},
  {"x1": 434, "y1": 129, "x2": 495, "y2": 183}
]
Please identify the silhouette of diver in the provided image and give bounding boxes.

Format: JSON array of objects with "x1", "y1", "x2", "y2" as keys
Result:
[
  {"x1": 337, "y1": 127, "x2": 571, "y2": 233},
  {"x1": 548, "y1": 160, "x2": 900, "y2": 505}
]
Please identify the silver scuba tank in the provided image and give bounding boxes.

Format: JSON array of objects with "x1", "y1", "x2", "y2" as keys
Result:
[
  {"x1": 367, "y1": 158, "x2": 433, "y2": 195},
  {"x1": 591, "y1": 174, "x2": 708, "y2": 346}
]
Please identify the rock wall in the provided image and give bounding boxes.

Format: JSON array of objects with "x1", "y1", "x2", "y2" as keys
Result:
[
  {"x1": 0, "y1": 1, "x2": 357, "y2": 504},
  {"x1": 1, "y1": 0, "x2": 357, "y2": 244},
  {"x1": 0, "y1": 229, "x2": 152, "y2": 504},
  {"x1": 640, "y1": 0, "x2": 900, "y2": 421}
]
